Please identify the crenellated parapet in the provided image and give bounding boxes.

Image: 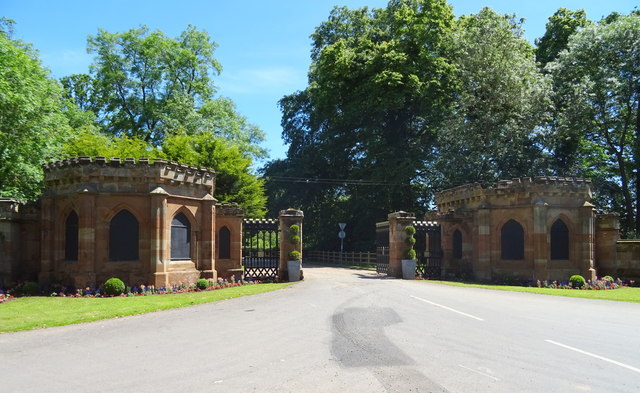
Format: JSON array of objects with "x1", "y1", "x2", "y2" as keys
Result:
[
  {"x1": 436, "y1": 176, "x2": 592, "y2": 211},
  {"x1": 216, "y1": 203, "x2": 244, "y2": 217},
  {"x1": 43, "y1": 157, "x2": 215, "y2": 199}
]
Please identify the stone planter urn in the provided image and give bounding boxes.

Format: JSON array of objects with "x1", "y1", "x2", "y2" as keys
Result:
[
  {"x1": 287, "y1": 260, "x2": 302, "y2": 282},
  {"x1": 401, "y1": 259, "x2": 417, "y2": 280}
]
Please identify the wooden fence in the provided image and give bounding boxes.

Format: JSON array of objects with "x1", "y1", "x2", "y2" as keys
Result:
[{"x1": 305, "y1": 250, "x2": 377, "y2": 266}]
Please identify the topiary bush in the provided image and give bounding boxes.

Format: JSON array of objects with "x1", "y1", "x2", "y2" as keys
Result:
[
  {"x1": 569, "y1": 274, "x2": 586, "y2": 289},
  {"x1": 603, "y1": 275, "x2": 614, "y2": 282},
  {"x1": 289, "y1": 224, "x2": 300, "y2": 235},
  {"x1": 288, "y1": 250, "x2": 301, "y2": 261},
  {"x1": 404, "y1": 225, "x2": 417, "y2": 260},
  {"x1": 104, "y1": 277, "x2": 126, "y2": 296},
  {"x1": 405, "y1": 249, "x2": 417, "y2": 260},
  {"x1": 196, "y1": 278, "x2": 209, "y2": 290},
  {"x1": 290, "y1": 235, "x2": 301, "y2": 244}
]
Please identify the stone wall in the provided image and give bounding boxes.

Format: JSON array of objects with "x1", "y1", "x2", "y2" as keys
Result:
[{"x1": 615, "y1": 241, "x2": 640, "y2": 279}]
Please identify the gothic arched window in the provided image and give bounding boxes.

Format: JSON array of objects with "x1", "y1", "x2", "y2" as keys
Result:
[
  {"x1": 171, "y1": 213, "x2": 191, "y2": 260},
  {"x1": 65, "y1": 211, "x2": 79, "y2": 261},
  {"x1": 452, "y1": 229, "x2": 462, "y2": 260},
  {"x1": 109, "y1": 210, "x2": 139, "y2": 261},
  {"x1": 550, "y1": 219, "x2": 569, "y2": 260},
  {"x1": 218, "y1": 226, "x2": 231, "y2": 259},
  {"x1": 501, "y1": 219, "x2": 524, "y2": 260}
]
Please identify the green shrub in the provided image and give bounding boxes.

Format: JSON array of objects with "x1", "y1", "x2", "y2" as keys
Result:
[
  {"x1": 603, "y1": 275, "x2": 614, "y2": 282},
  {"x1": 404, "y1": 225, "x2": 416, "y2": 236},
  {"x1": 569, "y1": 274, "x2": 586, "y2": 289},
  {"x1": 290, "y1": 235, "x2": 301, "y2": 244},
  {"x1": 104, "y1": 277, "x2": 126, "y2": 296},
  {"x1": 18, "y1": 281, "x2": 40, "y2": 296},
  {"x1": 405, "y1": 236, "x2": 416, "y2": 246},
  {"x1": 289, "y1": 224, "x2": 300, "y2": 235},
  {"x1": 405, "y1": 249, "x2": 417, "y2": 260},
  {"x1": 196, "y1": 278, "x2": 209, "y2": 290},
  {"x1": 288, "y1": 250, "x2": 301, "y2": 260}
]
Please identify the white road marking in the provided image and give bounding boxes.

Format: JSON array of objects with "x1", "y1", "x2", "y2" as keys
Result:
[
  {"x1": 410, "y1": 295, "x2": 484, "y2": 321},
  {"x1": 459, "y1": 364, "x2": 500, "y2": 381},
  {"x1": 545, "y1": 340, "x2": 640, "y2": 374}
]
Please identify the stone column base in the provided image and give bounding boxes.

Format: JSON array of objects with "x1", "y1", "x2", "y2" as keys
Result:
[
  {"x1": 151, "y1": 272, "x2": 169, "y2": 288},
  {"x1": 200, "y1": 269, "x2": 217, "y2": 281}
]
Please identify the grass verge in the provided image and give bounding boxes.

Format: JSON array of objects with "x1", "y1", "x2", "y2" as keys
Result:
[
  {"x1": 0, "y1": 283, "x2": 292, "y2": 333},
  {"x1": 426, "y1": 280, "x2": 640, "y2": 303}
]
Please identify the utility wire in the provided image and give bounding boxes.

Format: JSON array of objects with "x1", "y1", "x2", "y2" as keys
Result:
[{"x1": 264, "y1": 175, "x2": 414, "y2": 187}]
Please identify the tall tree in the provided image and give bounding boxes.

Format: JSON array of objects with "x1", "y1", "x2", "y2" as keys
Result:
[
  {"x1": 86, "y1": 25, "x2": 219, "y2": 144},
  {"x1": 435, "y1": 8, "x2": 551, "y2": 188},
  {"x1": 548, "y1": 13, "x2": 640, "y2": 232},
  {"x1": 265, "y1": 0, "x2": 457, "y2": 249},
  {"x1": 60, "y1": 25, "x2": 268, "y2": 215},
  {"x1": 535, "y1": 8, "x2": 590, "y2": 68},
  {"x1": 0, "y1": 19, "x2": 74, "y2": 200},
  {"x1": 64, "y1": 25, "x2": 266, "y2": 160}
]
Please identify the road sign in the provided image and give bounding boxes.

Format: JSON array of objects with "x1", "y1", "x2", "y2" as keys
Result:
[
  {"x1": 338, "y1": 222, "x2": 346, "y2": 230},
  {"x1": 338, "y1": 230, "x2": 346, "y2": 239}
]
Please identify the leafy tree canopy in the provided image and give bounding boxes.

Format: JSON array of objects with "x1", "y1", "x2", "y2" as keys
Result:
[
  {"x1": 547, "y1": 13, "x2": 640, "y2": 233},
  {"x1": 64, "y1": 25, "x2": 266, "y2": 161},
  {"x1": 535, "y1": 8, "x2": 590, "y2": 68},
  {"x1": 265, "y1": 0, "x2": 457, "y2": 249},
  {"x1": 435, "y1": 7, "x2": 551, "y2": 189},
  {"x1": 0, "y1": 18, "x2": 75, "y2": 200}
]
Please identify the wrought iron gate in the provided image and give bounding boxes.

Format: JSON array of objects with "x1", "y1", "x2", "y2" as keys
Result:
[
  {"x1": 242, "y1": 218, "x2": 279, "y2": 279},
  {"x1": 376, "y1": 222, "x2": 389, "y2": 274},
  {"x1": 414, "y1": 221, "x2": 442, "y2": 279}
]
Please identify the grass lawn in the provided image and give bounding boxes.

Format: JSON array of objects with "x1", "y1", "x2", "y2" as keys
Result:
[
  {"x1": 0, "y1": 283, "x2": 292, "y2": 333},
  {"x1": 427, "y1": 280, "x2": 640, "y2": 303}
]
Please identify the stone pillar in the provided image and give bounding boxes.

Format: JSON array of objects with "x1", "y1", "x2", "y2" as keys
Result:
[
  {"x1": 77, "y1": 190, "x2": 97, "y2": 288},
  {"x1": 387, "y1": 211, "x2": 415, "y2": 278},
  {"x1": 39, "y1": 195, "x2": 54, "y2": 286},
  {"x1": 150, "y1": 187, "x2": 169, "y2": 287},
  {"x1": 199, "y1": 194, "x2": 217, "y2": 280},
  {"x1": 279, "y1": 208, "x2": 303, "y2": 280},
  {"x1": 595, "y1": 213, "x2": 620, "y2": 276},
  {"x1": 580, "y1": 202, "x2": 597, "y2": 281},
  {"x1": 532, "y1": 201, "x2": 549, "y2": 281},
  {"x1": 474, "y1": 205, "x2": 491, "y2": 281}
]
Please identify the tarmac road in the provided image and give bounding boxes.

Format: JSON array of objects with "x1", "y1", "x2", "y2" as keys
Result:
[{"x1": 1, "y1": 266, "x2": 639, "y2": 393}]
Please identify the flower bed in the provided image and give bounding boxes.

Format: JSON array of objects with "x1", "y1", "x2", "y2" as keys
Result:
[
  {"x1": 536, "y1": 277, "x2": 626, "y2": 290},
  {"x1": 2, "y1": 276, "x2": 262, "y2": 300},
  {"x1": 55, "y1": 277, "x2": 261, "y2": 298},
  {"x1": 0, "y1": 292, "x2": 14, "y2": 304}
]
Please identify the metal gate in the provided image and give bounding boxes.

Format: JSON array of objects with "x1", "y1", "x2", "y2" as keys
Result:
[
  {"x1": 414, "y1": 221, "x2": 442, "y2": 279},
  {"x1": 242, "y1": 218, "x2": 279, "y2": 280},
  {"x1": 376, "y1": 222, "x2": 389, "y2": 274}
]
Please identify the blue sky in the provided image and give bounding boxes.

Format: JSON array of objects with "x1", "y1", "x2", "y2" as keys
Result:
[{"x1": 3, "y1": 0, "x2": 637, "y2": 163}]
